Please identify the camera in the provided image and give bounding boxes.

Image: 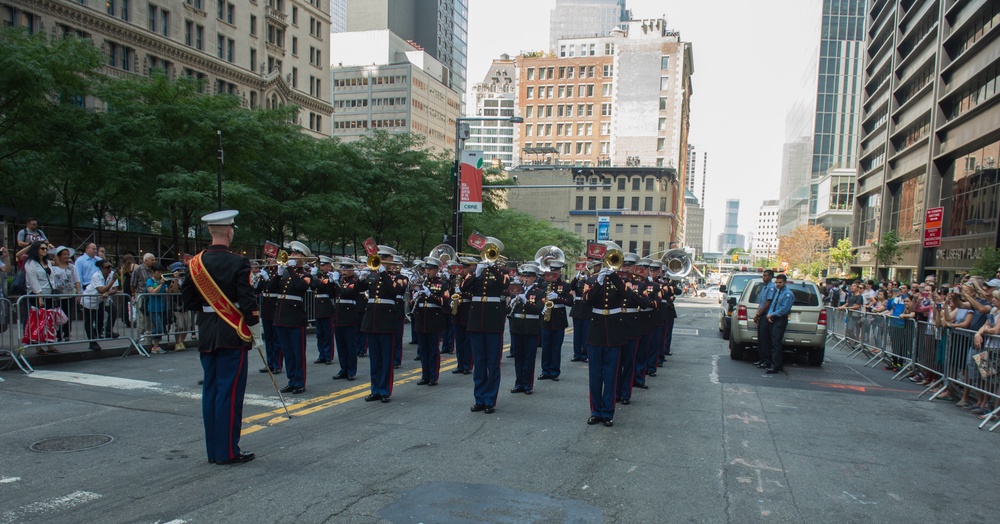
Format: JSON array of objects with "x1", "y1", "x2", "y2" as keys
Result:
[
  {"x1": 512, "y1": 175, "x2": 518, "y2": 182},
  {"x1": 936, "y1": 303, "x2": 942, "y2": 309}
]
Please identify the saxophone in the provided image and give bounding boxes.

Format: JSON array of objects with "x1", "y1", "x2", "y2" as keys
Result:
[
  {"x1": 451, "y1": 281, "x2": 462, "y2": 315},
  {"x1": 543, "y1": 282, "x2": 555, "y2": 322}
]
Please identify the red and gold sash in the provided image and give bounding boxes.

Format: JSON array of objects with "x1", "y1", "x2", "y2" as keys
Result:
[{"x1": 190, "y1": 252, "x2": 252, "y2": 342}]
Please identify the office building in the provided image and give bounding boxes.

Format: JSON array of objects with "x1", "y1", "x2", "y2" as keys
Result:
[
  {"x1": 329, "y1": 0, "x2": 346, "y2": 33},
  {"x1": 549, "y1": 0, "x2": 628, "y2": 51},
  {"x1": 465, "y1": 55, "x2": 517, "y2": 168},
  {"x1": 778, "y1": 0, "x2": 866, "y2": 236},
  {"x1": 751, "y1": 200, "x2": 780, "y2": 263},
  {"x1": 815, "y1": 168, "x2": 854, "y2": 244},
  {"x1": 684, "y1": 190, "x2": 705, "y2": 258},
  {"x1": 853, "y1": 0, "x2": 1000, "y2": 281},
  {"x1": 2, "y1": 0, "x2": 333, "y2": 137},
  {"x1": 329, "y1": 30, "x2": 461, "y2": 154},
  {"x1": 343, "y1": 0, "x2": 467, "y2": 98},
  {"x1": 717, "y1": 199, "x2": 745, "y2": 253}
]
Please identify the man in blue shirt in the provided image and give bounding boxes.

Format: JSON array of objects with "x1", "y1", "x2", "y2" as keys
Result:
[
  {"x1": 76, "y1": 243, "x2": 100, "y2": 288},
  {"x1": 753, "y1": 270, "x2": 778, "y2": 369},
  {"x1": 765, "y1": 274, "x2": 795, "y2": 374}
]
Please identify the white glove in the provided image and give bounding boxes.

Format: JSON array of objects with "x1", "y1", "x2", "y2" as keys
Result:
[
  {"x1": 475, "y1": 261, "x2": 488, "y2": 277},
  {"x1": 547, "y1": 292, "x2": 558, "y2": 300},
  {"x1": 287, "y1": 259, "x2": 298, "y2": 267},
  {"x1": 516, "y1": 294, "x2": 527, "y2": 303},
  {"x1": 359, "y1": 269, "x2": 371, "y2": 280},
  {"x1": 248, "y1": 322, "x2": 264, "y2": 350},
  {"x1": 597, "y1": 269, "x2": 612, "y2": 285},
  {"x1": 377, "y1": 264, "x2": 386, "y2": 274},
  {"x1": 647, "y1": 276, "x2": 653, "y2": 282},
  {"x1": 331, "y1": 271, "x2": 341, "y2": 282},
  {"x1": 310, "y1": 267, "x2": 319, "y2": 277},
  {"x1": 277, "y1": 264, "x2": 287, "y2": 277},
  {"x1": 422, "y1": 285, "x2": 431, "y2": 296}
]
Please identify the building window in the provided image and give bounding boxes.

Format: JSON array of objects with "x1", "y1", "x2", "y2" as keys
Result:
[
  {"x1": 574, "y1": 223, "x2": 582, "y2": 233},
  {"x1": 227, "y1": 38, "x2": 234, "y2": 62},
  {"x1": 660, "y1": 76, "x2": 670, "y2": 90},
  {"x1": 645, "y1": 197, "x2": 653, "y2": 211},
  {"x1": 601, "y1": 103, "x2": 611, "y2": 116},
  {"x1": 659, "y1": 97, "x2": 667, "y2": 110},
  {"x1": 628, "y1": 241, "x2": 638, "y2": 254},
  {"x1": 602, "y1": 64, "x2": 613, "y2": 77},
  {"x1": 631, "y1": 196, "x2": 639, "y2": 210},
  {"x1": 185, "y1": 20, "x2": 193, "y2": 45},
  {"x1": 291, "y1": 66, "x2": 297, "y2": 88},
  {"x1": 615, "y1": 224, "x2": 623, "y2": 234},
  {"x1": 661, "y1": 56, "x2": 670, "y2": 69},
  {"x1": 107, "y1": 0, "x2": 116, "y2": 15},
  {"x1": 658, "y1": 117, "x2": 667, "y2": 131},
  {"x1": 217, "y1": 34, "x2": 224, "y2": 58},
  {"x1": 575, "y1": 196, "x2": 584, "y2": 210},
  {"x1": 250, "y1": 48, "x2": 256, "y2": 72},
  {"x1": 604, "y1": 43, "x2": 614, "y2": 54},
  {"x1": 942, "y1": 138, "x2": 1000, "y2": 238},
  {"x1": 216, "y1": 0, "x2": 223, "y2": 19},
  {"x1": 617, "y1": 178, "x2": 625, "y2": 190},
  {"x1": 630, "y1": 225, "x2": 638, "y2": 235},
  {"x1": 657, "y1": 138, "x2": 665, "y2": 151},
  {"x1": 602, "y1": 196, "x2": 610, "y2": 208},
  {"x1": 643, "y1": 225, "x2": 652, "y2": 236},
  {"x1": 526, "y1": 68, "x2": 534, "y2": 80},
  {"x1": 148, "y1": 4, "x2": 157, "y2": 32},
  {"x1": 602, "y1": 83, "x2": 612, "y2": 96},
  {"x1": 196, "y1": 25, "x2": 203, "y2": 50},
  {"x1": 616, "y1": 196, "x2": 625, "y2": 209},
  {"x1": 588, "y1": 196, "x2": 596, "y2": 210},
  {"x1": 587, "y1": 224, "x2": 595, "y2": 235},
  {"x1": 526, "y1": 87, "x2": 534, "y2": 99},
  {"x1": 250, "y1": 14, "x2": 256, "y2": 35},
  {"x1": 292, "y1": 37, "x2": 298, "y2": 55},
  {"x1": 646, "y1": 178, "x2": 654, "y2": 191},
  {"x1": 121, "y1": 0, "x2": 130, "y2": 20},
  {"x1": 161, "y1": 10, "x2": 170, "y2": 37},
  {"x1": 632, "y1": 178, "x2": 640, "y2": 190}
]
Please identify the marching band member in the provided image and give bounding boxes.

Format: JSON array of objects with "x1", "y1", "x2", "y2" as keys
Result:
[
  {"x1": 180, "y1": 210, "x2": 258, "y2": 464},
  {"x1": 586, "y1": 262, "x2": 627, "y2": 427},
  {"x1": 358, "y1": 253, "x2": 403, "y2": 403},
  {"x1": 439, "y1": 265, "x2": 455, "y2": 355},
  {"x1": 615, "y1": 254, "x2": 643, "y2": 406},
  {"x1": 332, "y1": 258, "x2": 362, "y2": 381},
  {"x1": 651, "y1": 261, "x2": 679, "y2": 369},
  {"x1": 538, "y1": 259, "x2": 572, "y2": 381},
  {"x1": 451, "y1": 257, "x2": 476, "y2": 375},
  {"x1": 508, "y1": 264, "x2": 546, "y2": 395},
  {"x1": 633, "y1": 259, "x2": 661, "y2": 391},
  {"x1": 569, "y1": 262, "x2": 596, "y2": 363},
  {"x1": 645, "y1": 261, "x2": 669, "y2": 377},
  {"x1": 412, "y1": 257, "x2": 448, "y2": 386},
  {"x1": 377, "y1": 246, "x2": 408, "y2": 369},
  {"x1": 266, "y1": 241, "x2": 312, "y2": 395},
  {"x1": 467, "y1": 258, "x2": 510, "y2": 414},
  {"x1": 311, "y1": 256, "x2": 337, "y2": 365},
  {"x1": 254, "y1": 258, "x2": 282, "y2": 374}
]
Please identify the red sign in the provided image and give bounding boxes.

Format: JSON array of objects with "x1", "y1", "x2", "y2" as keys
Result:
[
  {"x1": 467, "y1": 232, "x2": 487, "y2": 250},
  {"x1": 575, "y1": 261, "x2": 587, "y2": 271},
  {"x1": 362, "y1": 237, "x2": 377, "y2": 256},
  {"x1": 459, "y1": 150, "x2": 484, "y2": 213},
  {"x1": 586, "y1": 242, "x2": 607, "y2": 259},
  {"x1": 925, "y1": 207, "x2": 943, "y2": 229},
  {"x1": 263, "y1": 242, "x2": 280, "y2": 257}
]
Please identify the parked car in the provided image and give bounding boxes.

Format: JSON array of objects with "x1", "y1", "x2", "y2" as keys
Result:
[
  {"x1": 717, "y1": 273, "x2": 760, "y2": 340},
  {"x1": 702, "y1": 286, "x2": 722, "y2": 301},
  {"x1": 727, "y1": 278, "x2": 827, "y2": 366}
]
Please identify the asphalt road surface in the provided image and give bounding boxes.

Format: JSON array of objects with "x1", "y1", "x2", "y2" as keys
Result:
[{"x1": 1, "y1": 298, "x2": 998, "y2": 523}]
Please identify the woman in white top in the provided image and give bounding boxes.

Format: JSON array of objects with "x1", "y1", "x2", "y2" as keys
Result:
[
  {"x1": 50, "y1": 246, "x2": 81, "y2": 342},
  {"x1": 22, "y1": 241, "x2": 58, "y2": 354}
]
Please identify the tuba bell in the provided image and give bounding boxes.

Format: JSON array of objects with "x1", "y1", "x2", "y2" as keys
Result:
[
  {"x1": 429, "y1": 244, "x2": 458, "y2": 264},
  {"x1": 366, "y1": 253, "x2": 381, "y2": 271},
  {"x1": 533, "y1": 245, "x2": 566, "y2": 276},
  {"x1": 662, "y1": 248, "x2": 692, "y2": 279},
  {"x1": 601, "y1": 242, "x2": 624, "y2": 271},
  {"x1": 482, "y1": 236, "x2": 505, "y2": 264}
]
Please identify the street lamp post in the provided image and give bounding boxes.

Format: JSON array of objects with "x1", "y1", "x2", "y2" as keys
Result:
[{"x1": 453, "y1": 115, "x2": 523, "y2": 251}]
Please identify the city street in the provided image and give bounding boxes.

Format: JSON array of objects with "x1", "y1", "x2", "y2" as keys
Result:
[{"x1": 1, "y1": 298, "x2": 998, "y2": 523}]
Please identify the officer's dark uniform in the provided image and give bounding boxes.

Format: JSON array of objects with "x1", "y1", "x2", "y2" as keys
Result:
[
  {"x1": 355, "y1": 286, "x2": 368, "y2": 358},
  {"x1": 413, "y1": 265, "x2": 448, "y2": 385},
  {"x1": 266, "y1": 264, "x2": 310, "y2": 392},
  {"x1": 255, "y1": 271, "x2": 282, "y2": 373},
  {"x1": 359, "y1": 268, "x2": 401, "y2": 402},
  {"x1": 312, "y1": 270, "x2": 336, "y2": 364},
  {"x1": 618, "y1": 269, "x2": 653, "y2": 403},
  {"x1": 509, "y1": 276, "x2": 546, "y2": 394},
  {"x1": 569, "y1": 270, "x2": 592, "y2": 362},
  {"x1": 539, "y1": 267, "x2": 572, "y2": 380},
  {"x1": 181, "y1": 244, "x2": 259, "y2": 463},
  {"x1": 452, "y1": 264, "x2": 475, "y2": 374},
  {"x1": 634, "y1": 274, "x2": 661, "y2": 388},
  {"x1": 391, "y1": 270, "x2": 409, "y2": 367},
  {"x1": 658, "y1": 279, "x2": 679, "y2": 364},
  {"x1": 332, "y1": 272, "x2": 362, "y2": 380},
  {"x1": 467, "y1": 264, "x2": 509, "y2": 413},
  {"x1": 439, "y1": 271, "x2": 455, "y2": 354},
  {"x1": 586, "y1": 270, "x2": 627, "y2": 426}
]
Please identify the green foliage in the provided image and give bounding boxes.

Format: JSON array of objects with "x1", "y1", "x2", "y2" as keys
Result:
[
  {"x1": 873, "y1": 230, "x2": 904, "y2": 268},
  {"x1": 828, "y1": 238, "x2": 856, "y2": 274},
  {"x1": 970, "y1": 248, "x2": 1000, "y2": 278},
  {"x1": 465, "y1": 209, "x2": 585, "y2": 262}
]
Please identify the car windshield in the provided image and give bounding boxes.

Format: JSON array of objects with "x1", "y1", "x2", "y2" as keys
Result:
[
  {"x1": 727, "y1": 275, "x2": 755, "y2": 294},
  {"x1": 747, "y1": 282, "x2": 820, "y2": 307}
]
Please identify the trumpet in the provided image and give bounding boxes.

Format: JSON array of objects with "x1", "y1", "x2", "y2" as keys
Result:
[
  {"x1": 481, "y1": 236, "x2": 506, "y2": 265},
  {"x1": 366, "y1": 254, "x2": 381, "y2": 271},
  {"x1": 604, "y1": 247, "x2": 624, "y2": 271}
]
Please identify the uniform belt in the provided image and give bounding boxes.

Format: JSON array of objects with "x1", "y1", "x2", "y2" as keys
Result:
[
  {"x1": 477, "y1": 297, "x2": 503, "y2": 303},
  {"x1": 261, "y1": 293, "x2": 275, "y2": 298},
  {"x1": 278, "y1": 295, "x2": 304, "y2": 302},
  {"x1": 574, "y1": 298, "x2": 584, "y2": 302},
  {"x1": 624, "y1": 308, "x2": 640, "y2": 313},
  {"x1": 593, "y1": 308, "x2": 623, "y2": 315},
  {"x1": 517, "y1": 313, "x2": 540, "y2": 319},
  {"x1": 660, "y1": 300, "x2": 670, "y2": 304},
  {"x1": 420, "y1": 303, "x2": 442, "y2": 309},
  {"x1": 640, "y1": 307, "x2": 654, "y2": 312},
  {"x1": 368, "y1": 297, "x2": 392, "y2": 304},
  {"x1": 202, "y1": 306, "x2": 215, "y2": 313},
  {"x1": 552, "y1": 304, "x2": 566, "y2": 309},
  {"x1": 315, "y1": 294, "x2": 331, "y2": 299},
  {"x1": 336, "y1": 299, "x2": 356, "y2": 304}
]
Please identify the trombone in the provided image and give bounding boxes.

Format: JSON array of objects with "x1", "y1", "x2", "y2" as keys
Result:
[{"x1": 481, "y1": 236, "x2": 506, "y2": 265}]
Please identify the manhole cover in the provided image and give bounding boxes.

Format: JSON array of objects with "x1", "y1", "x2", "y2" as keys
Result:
[{"x1": 30, "y1": 435, "x2": 115, "y2": 453}]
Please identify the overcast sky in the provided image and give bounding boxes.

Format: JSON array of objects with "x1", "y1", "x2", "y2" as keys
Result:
[{"x1": 467, "y1": 0, "x2": 822, "y2": 249}]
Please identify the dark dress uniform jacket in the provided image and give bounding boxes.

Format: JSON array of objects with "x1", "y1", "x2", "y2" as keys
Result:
[
  {"x1": 466, "y1": 265, "x2": 509, "y2": 333},
  {"x1": 540, "y1": 279, "x2": 572, "y2": 330},
  {"x1": 333, "y1": 275, "x2": 361, "y2": 326},
  {"x1": 359, "y1": 272, "x2": 400, "y2": 333},
  {"x1": 393, "y1": 274, "x2": 408, "y2": 321},
  {"x1": 257, "y1": 274, "x2": 277, "y2": 322},
  {"x1": 639, "y1": 279, "x2": 661, "y2": 335},
  {"x1": 312, "y1": 275, "x2": 337, "y2": 318},
  {"x1": 453, "y1": 275, "x2": 471, "y2": 327},
  {"x1": 181, "y1": 244, "x2": 260, "y2": 352},
  {"x1": 586, "y1": 272, "x2": 628, "y2": 347},
  {"x1": 509, "y1": 284, "x2": 546, "y2": 336},
  {"x1": 569, "y1": 275, "x2": 593, "y2": 319},
  {"x1": 622, "y1": 277, "x2": 645, "y2": 339},
  {"x1": 659, "y1": 279, "x2": 678, "y2": 323},
  {"x1": 413, "y1": 276, "x2": 448, "y2": 333},
  {"x1": 267, "y1": 271, "x2": 310, "y2": 327}
]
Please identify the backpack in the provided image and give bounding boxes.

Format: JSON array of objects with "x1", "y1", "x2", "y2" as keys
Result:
[{"x1": 10, "y1": 270, "x2": 26, "y2": 295}]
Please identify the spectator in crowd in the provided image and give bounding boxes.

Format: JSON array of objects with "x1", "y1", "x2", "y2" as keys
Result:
[
  {"x1": 167, "y1": 261, "x2": 190, "y2": 351},
  {"x1": 0, "y1": 245, "x2": 9, "y2": 297},
  {"x1": 970, "y1": 289, "x2": 1000, "y2": 418},
  {"x1": 50, "y1": 246, "x2": 82, "y2": 342},
  {"x1": 23, "y1": 241, "x2": 58, "y2": 354},
  {"x1": 942, "y1": 291, "x2": 976, "y2": 407},
  {"x1": 898, "y1": 284, "x2": 910, "y2": 300},
  {"x1": 97, "y1": 246, "x2": 106, "y2": 261},
  {"x1": 960, "y1": 281, "x2": 991, "y2": 331},
  {"x1": 76, "y1": 243, "x2": 99, "y2": 288},
  {"x1": 119, "y1": 253, "x2": 136, "y2": 327},
  {"x1": 81, "y1": 259, "x2": 119, "y2": 351},
  {"x1": 145, "y1": 264, "x2": 168, "y2": 354},
  {"x1": 871, "y1": 290, "x2": 889, "y2": 314},
  {"x1": 838, "y1": 282, "x2": 864, "y2": 312},
  {"x1": 16, "y1": 218, "x2": 48, "y2": 249},
  {"x1": 862, "y1": 280, "x2": 877, "y2": 309},
  {"x1": 131, "y1": 253, "x2": 156, "y2": 335}
]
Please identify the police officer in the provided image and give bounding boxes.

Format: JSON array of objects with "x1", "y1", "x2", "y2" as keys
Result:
[
  {"x1": 311, "y1": 256, "x2": 337, "y2": 365},
  {"x1": 753, "y1": 269, "x2": 779, "y2": 369},
  {"x1": 467, "y1": 258, "x2": 510, "y2": 414},
  {"x1": 586, "y1": 261, "x2": 627, "y2": 427},
  {"x1": 331, "y1": 257, "x2": 362, "y2": 381},
  {"x1": 569, "y1": 262, "x2": 594, "y2": 363},
  {"x1": 633, "y1": 259, "x2": 661, "y2": 391},
  {"x1": 359, "y1": 256, "x2": 402, "y2": 403},
  {"x1": 451, "y1": 257, "x2": 476, "y2": 375},
  {"x1": 509, "y1": 264, "x2": 546, "y2": 395},
  {"x1": 181, "y1": 209, "x2": 258, "y2": 464},
  {"x1": 538, "y1": 260, "x2": 572, "y2": 382},
  {"x1": 765, "y1": 274, "x2": 795, "y2": 374},
  {"x1": 254, "y1": 259, "x2": 282, "y2": 374},
  {"x1": 266, "y1": 241, "x2": 312, "y2": 395},
  {"x1": 412, "y1": 257, "x2": 449, "y2": 386}
]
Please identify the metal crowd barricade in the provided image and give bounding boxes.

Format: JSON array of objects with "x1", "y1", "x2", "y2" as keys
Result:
[
  {"x1": 132, "y1": 292, "x2": 197, "y2": 353},
  {"x1": 0, "y1": 296, "x2": 33, "y2": 373},
  {"x1": 15, "y1": 292, "x2": 147, "y2": 361},
  {"x1": 825, "y1": 307, "x2": 848, "y2": 350}
]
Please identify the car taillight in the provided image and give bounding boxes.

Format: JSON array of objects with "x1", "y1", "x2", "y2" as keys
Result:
[
  {"x1": 737, "y1": 305, "x2": 747, "y2": 321},
  {"x1": 818, "y1": 308, "x2": 827, "y2": 325}
]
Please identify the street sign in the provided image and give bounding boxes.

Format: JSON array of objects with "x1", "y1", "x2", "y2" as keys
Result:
[
  {"x1": 597, "y1": 216, "x2": 610, "y2": 241},
  {"x1": 923, "y1": 206, "x2": 944, "y2": 248}
]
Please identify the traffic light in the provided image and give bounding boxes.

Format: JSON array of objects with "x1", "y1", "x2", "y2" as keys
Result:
[{"x1": 732, "y1": 254, "x2": 738, "y2": 262}]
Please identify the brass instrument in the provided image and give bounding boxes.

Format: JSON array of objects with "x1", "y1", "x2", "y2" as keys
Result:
[
  {"x1": 481, "y1": 236, "x2": 506, "y2": 264},
  {"x1": 451, "y1": 291, "x2": 462, "y2": 315},
  {"x1": 603, "y1": 242, "x2": 624, "y2": 271},
  {"x1": 661, "y1": 248, "x2": 693, "y2": 279},
  {"x1": 429, "y1": 244, "x2": 458, "y2": 264},
  {"x1": 367, "y1": 254, "x2": 381, "y2": 271},
  {"x1": 276, "y1": 250, "x2": 289, "y2": 266},
  {"x1": 534, "y1": 246, "x2": 566, "y2": 322}
]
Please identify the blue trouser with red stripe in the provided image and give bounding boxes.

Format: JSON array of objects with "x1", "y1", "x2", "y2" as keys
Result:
[
  {"x1": 315, "y1": 316, "x2": 333, "y2": 362},
  {"x1": 634, "y1": 332, "x2": 653, "y2": 385},
  {"x1": 647, "y1": 324, "x2": 665, "y2": 374},
  {"x1": 334, "y1": 324, "x2": 359, "y2": 377},
  {"x1": 200, "y1": 348, "x2": 249, "y2": 462},
  {"x1": 416, "y1": 332, "x2": 441, "y2": 382},
  {"x1": 262, "y1": 317, "x2": 282, "y2": 371},
  {"x1": 470, "y1": 331, "x2": 502, "y2": 407},
  {"x1": 618, "y1": 338, "x2": 638, "y2": 401},
  {"x1": 510, "y1": 332, "x2": 538, "y2": 391},
  {"x1": 572, "y1": 317, "x2": 590, "y2": 361},
  {"x1": 588, "y1": 344, "x2": 620, "y2": 420},
  {"x1": 367, "y1": 332, "x2": 394, "y2": 397},
  {"x1": 274, "y1": 326, "x2": 306, "y2": 388},
  {"x1": 454, "y1": 324, "x2": 472, "y2": 372},
  {"x1": 540, "y1": 327, "x2": 564, "y2": 378},
  {"x1": 393, "y1": 319, "x2": 405, "y2": 366}
]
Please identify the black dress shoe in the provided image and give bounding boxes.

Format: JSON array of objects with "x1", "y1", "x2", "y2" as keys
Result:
[
  {"x1": 332, "y1": 372, "x2": 348, "y2": 380},
  {"x1": 408, "y1": 341, "x2": 418, "y2": 345},
  {"x1": 647, "y1": 371, "x2": 657, "y2": 377},
  {"x1": 511, "y1": 387, "x2": 526, "y2": 394},
  {"x1": 506, "y1": 354, "x2": 514, "y2": 358},
  {"x1": 358, "y1": 353, "x2": 367, "y2": 357},
  {"x1": 550, "y1": 377, "x2": 559, "y2": 381},
  {"x1": 587, "y1": 416, "x2": 603, "y2": 425},
  {"x1": 570, "y1": 357, "x2": 582, "y2": 362},
  {"x1": 417, "y1": 379, "x2": 429, "y2": 385},
  {"x1": 581, "y1": 359, "x2": 588, "y2": 363},
  {"x1": 413, "y1": 356, "x2": 421, "y2": 361},
  {"x1": 442, "y1": 350, "x2": 454, "y2": 354},
  {"x1": 537, "y1": 374, "x2": 551, "y2": 380},
  {"x1": 314, "y1": 358, "x2": 327, "y2": 364},
  {"x1": 428, "y1": 381, "x2": 437, "y2": 386},
  {"x1": 484, "y1": 405, "x2": 495, "y2": 414},
  {"x1": 602, "y1": 419, "x2": 614, "y2": 427},
  {"x1": 756, "y1": 362, "x2": 771, "y2": 369},
  {"x1": 621, "y1": 399, "x2": 631, "y2": 405},
  {"x1": 765, "y1": 367, "x2": 784, "y2": 374},
  {"x1": 463, "y1": 370, "x2": 471, "y2": 375},
  {"x1": 259, "y1": 367, "x2": 271, "y2": 373},
  {"x1": 280, "y1": 385, "x2": 295, "y2": 393},
  {"x1": 292, "y1": 387, "x2": 306, "y2": 394},
  {"x1": 524, "y1": 389, "x2": 532, "y2": 395},
  {"x1": 615, "y1": 397, "x2": 623, "y2": 403},
  {"x1": 752, "y1": 360, "x2": 766, "y2": 367},
  {"x1": 217, "y1": 451, "x2": 255, "y2": 465},
  {"x1": 364, "y1": 393, "x2": 383, "y2": 402},
  {"x1": 347, "y1": 376, "x2": 356, "y2": 381},
  {"x1": 635, "y1": 383, "x2": 649, "y2": 389},
  {"x1": 380, "y1": 396, "x2": 391, "y2": 403},
  {"x1": 470, "y1": 403, "x2": 486, "y2": 412},
  {"x1": 452, "y1": 369, "x2": 465, "y2": 374}
]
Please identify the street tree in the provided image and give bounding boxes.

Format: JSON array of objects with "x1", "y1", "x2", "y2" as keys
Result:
[
  {"x1": 778, "y1": 224, "x2": 831, "y2": 273},
  {"x1": 828, "y1": 238, "x2": 856, "y2": 276},
  {"x1": 872, "y1": 230, "x2": 904, "y2": 274}
]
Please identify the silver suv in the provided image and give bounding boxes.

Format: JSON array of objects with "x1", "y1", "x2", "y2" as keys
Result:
[
  {"x1": 727, "y1": 278, "x2": 828, "y2": 366},
  {"x1": 718, "y1": 273, "x2": 761, "y2": 340}
]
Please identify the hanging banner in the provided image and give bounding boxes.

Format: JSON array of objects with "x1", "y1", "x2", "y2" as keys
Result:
[
  {"x1": 460, "y1": 150, "x2": 484, "y2": 213},
  {"x1": 597, "y1": 217, "x2": 610, "y2": 241}
]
